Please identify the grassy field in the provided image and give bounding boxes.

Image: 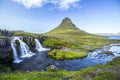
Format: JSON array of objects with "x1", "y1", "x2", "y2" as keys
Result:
[{"x1": 13, "y1": 31, "x2": 39, "y2": 38}]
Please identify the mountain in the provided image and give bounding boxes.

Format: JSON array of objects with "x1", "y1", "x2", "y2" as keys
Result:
[
  {"x1": 46, "y1": 17, "x2": 93, "y2": 36},
  {"x1": 42, "y1": 17, "x2": 110, "y2": 51}
]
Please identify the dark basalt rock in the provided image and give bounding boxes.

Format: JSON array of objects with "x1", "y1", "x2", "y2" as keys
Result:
[{"x1": 0, "y1": 38, "x2": 13, "y2": 63}]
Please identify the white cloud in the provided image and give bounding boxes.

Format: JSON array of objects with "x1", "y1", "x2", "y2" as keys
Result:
[
  {"x1": 57, "y1": 0, "x2": 80, "y2": 9},
  {"x1": 12, "y1": 0, "x2": 81, "y2": 9},
  {"x1": 12, "y1": 0, "x2": 47, "y2": 9}
]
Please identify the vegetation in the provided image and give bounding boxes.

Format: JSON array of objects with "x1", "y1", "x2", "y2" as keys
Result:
[
  {"x1": 13, "y1": 31, "x2": 39, "y2": 38},
  {"x1": 93, "y1": 72, "x2": 120, "y2": 80},
  {"x1": 48, "y1": 49, "x2": 87, "y2": 60}
]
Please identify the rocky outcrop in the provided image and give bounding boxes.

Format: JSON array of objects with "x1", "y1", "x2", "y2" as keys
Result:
[{"x1": 0, "y1": 37, "x2": 12, "y2": 63}]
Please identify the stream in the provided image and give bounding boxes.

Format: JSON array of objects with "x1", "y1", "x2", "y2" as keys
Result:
[{"x1": 12, "y1": 36, "x2": 120, "y2": 71}]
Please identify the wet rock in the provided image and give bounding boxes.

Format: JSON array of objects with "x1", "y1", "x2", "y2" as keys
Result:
[{"x1": 102, "y1": 51, "x2": 114, "y2": 56}]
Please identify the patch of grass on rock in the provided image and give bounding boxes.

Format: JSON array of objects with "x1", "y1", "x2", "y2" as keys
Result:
[{"x1": 48, "y1": 49, "x2": 87, "y2": 60}]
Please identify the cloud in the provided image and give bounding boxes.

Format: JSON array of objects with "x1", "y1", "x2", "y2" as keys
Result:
[
  {"x1": 55, "y1": 0, "x2": 80, "y2": 9},
  {"x1": 12, "y1": 0, "x2": 81, "y2": 10},
  {"x1": 12, "y1": 0, "x2": 47, "y2": 9}
]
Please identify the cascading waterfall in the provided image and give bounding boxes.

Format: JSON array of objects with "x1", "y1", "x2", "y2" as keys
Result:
[
  {"x1": 11, "y1": 37, "x2": 35, "y2": 63},
  {"x1": 11, "y1": 40, "x2": 23, "y2": 63},
  {"x1": 34, "y1": 39, "x2": 50, "y2": 52},
  {"x1": 19, "y1": 40, "x2": 34, "y2": 58}
]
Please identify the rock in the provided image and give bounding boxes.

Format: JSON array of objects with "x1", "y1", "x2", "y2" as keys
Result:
[
  {"x1": 0, "y1": 38, "x2": 12, "y2": 63},
  {"x1": 47, "y1": 65, "x2": 57, "y2": 71}
]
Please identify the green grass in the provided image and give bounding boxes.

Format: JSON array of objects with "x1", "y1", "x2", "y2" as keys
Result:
[
  {"x1": 0, "y1": 36, "x2": 6, "y2": 38},
  {"x1": 13, "y1": 31, "x2": 39, "y2": 38},
  {"x1": 48, "y1": 49, "x2": 87, "y2": 60},
  {"x1": 93, "y1": 72, "x2": 120, "y2": 80},
  {"x1": 42, "y1": 35, "x2": 120, "y2": 51}
]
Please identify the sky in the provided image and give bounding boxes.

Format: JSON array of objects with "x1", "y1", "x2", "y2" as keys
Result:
[{"x1": 0, "y1": 0, "x2": 120, "y2": 34}]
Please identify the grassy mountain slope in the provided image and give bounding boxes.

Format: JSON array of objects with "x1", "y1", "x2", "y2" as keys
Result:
[
  {"x1": 44, "y1": 17, "x2": 97, "y2": 41},
  {"x1": 46, "y1": 17, "x2": 93, "y2": 36},
  {"x1": 43, "y1": 17, "x2": 119, "y2": 50}
]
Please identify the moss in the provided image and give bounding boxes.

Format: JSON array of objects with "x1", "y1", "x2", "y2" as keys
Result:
[
  {"x1": 0, "y1": 36, "x2": 5, "y2": 38},
  {"x1": 0, "y1": 64, "x2": 11, "y2": 72},
  {"x1": 93, "y1": 72, "x2": 120, "y2": 80},
  {"x1": 48, "y1": 50, "x2": 87, "y2": 60},
  {"x1": 108, "y1": 57, "x2": 120, "y2": 66}
]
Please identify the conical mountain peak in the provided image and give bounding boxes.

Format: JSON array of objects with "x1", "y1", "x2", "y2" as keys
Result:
[
  {"x1": 58, "y1": 17, "x2": 78, "y2": 29},
  {"x1": 46, "y1": 17, "x2": 93, "y2": 36},
  {"x1": 61, "y1": 17, "x2": 72, "y2": 24}
]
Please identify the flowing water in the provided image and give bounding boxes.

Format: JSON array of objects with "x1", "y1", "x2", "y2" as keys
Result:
[
  {"x1": 11, "y1": 36, "x2": 120, "y2": 71},
  {"x1": 34, "y1": 39, "x2": 50, "y2": 51},
  {"x1": 11, "y1": 37, "x2": 35, "y2": 63}
]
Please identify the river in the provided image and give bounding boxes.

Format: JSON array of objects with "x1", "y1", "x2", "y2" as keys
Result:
[{"x1": 12, "y1": 36, "x2": 120, "y2": 71}]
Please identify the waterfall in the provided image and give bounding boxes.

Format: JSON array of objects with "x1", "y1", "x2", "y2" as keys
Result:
[
  {"x1": 11, "y1": 37, "x2": 35, "y2": 63},
  {"x1": 34, "y1": 39, "x2": 50, "y2": 52},
  {"x1": 11, "y1": 40, "x2": 23, "y2": 63},
  {"x1": 19, "y1": 40, "x2": 34, "y2": 58}
]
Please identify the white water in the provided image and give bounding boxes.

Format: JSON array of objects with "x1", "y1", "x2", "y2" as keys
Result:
[
  {"x1": 11, "y1": 37, "x2": 35, "y2": 63},
  {"x1": 34, "y1": 39, "x2": 50, "y2": 51},
  {"x1": 88, "y1": 46, "x2": 120, "y2": 63},
  {"x1": 19, "y1": 40, "x2": 34, "y2": 58},
  {"x1": 109, "y1": 46, "x2": 120, "y2": 56},
  {"x1": 11, "y1": 40, "x2": 23, "y2": 63}
]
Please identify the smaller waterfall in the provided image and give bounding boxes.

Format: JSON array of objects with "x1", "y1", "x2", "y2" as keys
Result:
[
  {"x1": 34, "y1": 39, "x2": 50, "y2": 52},
  {"x1": 11, "y1": 37, "x2": 35, "y2": 63},
  {"x1": 19, "y1": 40, "x2": 34, "y2": 58}
]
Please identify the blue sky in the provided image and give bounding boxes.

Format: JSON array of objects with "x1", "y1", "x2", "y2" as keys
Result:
[{"x1": 0, "y1": 0, "x2": 120, "y2": 33}]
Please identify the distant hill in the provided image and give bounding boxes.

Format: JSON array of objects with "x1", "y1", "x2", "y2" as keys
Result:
[
  {"x1": 45, "y1": 17, "x2": 94, "y2": 36},
  {"x1": 96, "y1": 32, "x2": 120, "y2": 36}
]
